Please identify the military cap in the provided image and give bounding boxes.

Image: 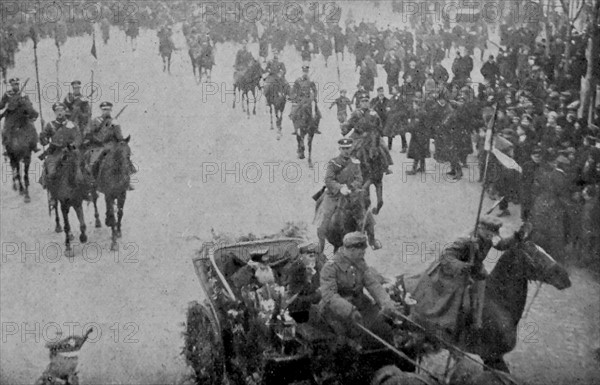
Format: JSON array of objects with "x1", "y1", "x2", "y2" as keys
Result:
[
  {"x1": 100, "y1": 101, "x2": 113, "y2": 109},
  {"x1": 9, "y1": 77, "x2": 19, "y2": 84},
  {"x1": 338, "y1": 138, "x2": 353, "y2": 148},
  {"x1": 302, "y1": 65, "x2": 310, "y2": 71},
  {"x1": 343, "y1": 232, "x2": 368, "y2": 249},
  {"x1": 340, "y1": 89, "x2": 347, "y2": 93},
  {"x1": 479, "y1": 215, "x2": 503, "y2": 233},
  {"x1": 298, "y1": 242, "x2": 319, "y2": 254},
  {"x1": 376, "y1": 86, "x2": 384, "y2": 91},
  {"x1": 71, "y1": 80, "x2": 82, "y2": 86},
  {"x1": 358, "y1": 92, "x2": 370, "y2": 101},
  {"x1": 52, "y1": 102, "x2": 66, "y2": 111},
  {"x1": 531, "y1": 146, "x2": 543, "y2": 155},
  {"x1": 249, "y1": 247, "x2": 270, "y2": 262}
]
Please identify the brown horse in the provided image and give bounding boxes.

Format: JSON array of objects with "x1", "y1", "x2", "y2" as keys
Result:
[
  {"x1": 263, "y1": 77, "x2": 289, "y2": 138},
  {"x1": 95, "y1": 137, "x2": 132, "y2": 251},
  {"x1": 317, "y1": 188, "x2": 378, "y2": 254},
  {"x1": 233, "y1": 59, "x2": 263, "y2": 117},
  {"x1": 47, "y1": 146, "x2": 90, "y2": 257},
  {"x1": 399, "y1": 240, "x2": 571, "y2": 373},
  {"x1": 291, "y1": 101, "x2": 320, "y2": 168},
  {"x1": 358, "y1": 134, "x2": 387, "y2": 215}
]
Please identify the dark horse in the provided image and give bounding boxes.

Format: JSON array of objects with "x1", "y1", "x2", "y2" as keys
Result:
[
  {"x1": 233, "y1": 59, "x2": 263, "y2": 118},
  {"x1": 189, "y1": 43, "x2": 214, "y2": 83},
  {"x1": 3, "y1": 99, "x2": 37, "y2": 203},
  {"x1": 124, "y1": 20, "x2": 139, "y2": 52},
  {"x1": 47, "y1": 147, "x2": 90, "y2": 257},
  {"x1": 316, "y1": 188, "x2": 378, "y2": 254},
  {"x1": 263, "y1": 78, "x2": 289, "y2": 138},
  {"x1": 159, "y1": 33, "x2": 175, "y2": 74},
  {"x1": 291, "y1": 101, "x2": 320, "y2": 168},
  {"x1": 94, "y1": 137, "x2": 132, "y2": 251},
  {"x1": 357, "y1": 135, "x2": 387, "y2": 215},
  {"x1": 400, "y1": 240, "x2": 571, "y2": 373}
]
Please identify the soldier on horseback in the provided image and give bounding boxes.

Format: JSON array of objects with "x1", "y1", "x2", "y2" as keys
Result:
[
  {"x1": 264, "y1": 50, "x2": 286, "y2": 81},
  {"x1": 39, "y1": 102, "x2": 83, "y2": 196},
  {"x1": 341, "y1": 92, "x2": 393, "y2": 174},
  {"x1": 1, "y1": 78, "x2": 39, "y2": 155},
  {"x1": 234, "y1": 40, "x2": 254, "y2": 72},
  {"x1": 290, "y1": 65, "x2": 321, "y2": 135},
  {"x1": 83, "y1": 102, "x2": 135, "y2": 190},
  {"x1": 63, "y1": 80, "x2": 90, "y2": 135}
]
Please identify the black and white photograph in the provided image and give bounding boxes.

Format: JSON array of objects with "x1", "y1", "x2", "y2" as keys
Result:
[{"x1": 1, "y1": 0, "x2": 599, "y2": 384}]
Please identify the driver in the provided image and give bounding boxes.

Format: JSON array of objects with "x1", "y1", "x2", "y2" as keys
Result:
[{"x1": 319, "y1": 232, "x2": 400, "y2": 347}]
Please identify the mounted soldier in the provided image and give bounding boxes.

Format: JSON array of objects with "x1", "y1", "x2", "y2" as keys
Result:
[
  {"x1": 83, "y1": 102, "x2": 135, "y2": 190},
  {"x1": 341, "y1": 91, "x2": 393, "y2": 175},
  {"x1": 289, "y1": 65, "x2": 321, "y2": 135},
  {"x1": 263, "y1": 50, "x2": 287, "y2": 102},
  {"x1": 409, "y1": 217, "x2": 530, "y2": 342},
  {"x1": 1, "y1": 78, "x2": 39, "y2": 155},
  {"x1": 38, "y1": 102, "x2": 83, "y2": 197},
  {"x1": 63, "y1": 80, "x2": 90, "y2": 136},
  {"x1": 234, "y1": 40, "x2": 255, "y2": 72}
]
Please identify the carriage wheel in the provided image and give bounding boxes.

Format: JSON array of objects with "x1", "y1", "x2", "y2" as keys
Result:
[
  {"x1": 371, "y1": 365, "x2": 436, "y2": 385},
  {"x1": 183, "y1": 300, "x2": 225, "y2": 385}
]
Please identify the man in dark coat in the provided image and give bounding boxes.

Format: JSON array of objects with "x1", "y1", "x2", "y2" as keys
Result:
[
  {"x1": 370, "y1": 87, "x2": 388, "y2": 128},
  {"x1": 383, "y1": 52, "x2": 402, "y2": 94},
  {"x1": 1, "y1": 78, "x2": 39, "y2": 154},
  {"x1": 63, "y1": 80, "x2": 90, "y2": 136},
  {"x1": 480, "y1": 55, "x2": 500, "y2": 87},
  {"x1": 383, "y1": 85, "x2": 409, "y2": 152},
  {"x1": 406, "y1": 100, "x2": 431, "y2": 175}
]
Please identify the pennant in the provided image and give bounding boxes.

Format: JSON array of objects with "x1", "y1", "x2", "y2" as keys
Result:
[
  {"x1": 492, "y1": 148, "x2": 522, "y2": 173},
  {"x1": 91, "y1": 31, "x2": 97, "y2": 59}
]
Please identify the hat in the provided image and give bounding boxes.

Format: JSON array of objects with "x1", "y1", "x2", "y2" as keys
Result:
[
  {"x1": 343, "y1": 232, "x2": 368, "y2": 249},
  {"x1": 479, "y1": 215, "x2": 503, "y2": 233},
  {"x1": 338, "y1": 138, "x2": 353, "y2": 148},
  {"x1": 299, "y1": 242, "x2": 319, "y2": 254},
  {"x1": 8, "y1": 77, "x2": 19, "y2": 84},
  {"x1": 376, "y1": 86, "x2": 384, "y2": 92},
  {"x1": 302, "y1": 65, "x2": 309, "y2": 71},
  {"x1": 52, "y1": 102, "x2": 66, "y2": 111},
  {"x1": 531, "y1": 146, "x2": 543, "y2": 155},
  {"x1": 358, "y1": 92, "x2": 370, "y2": 101},
  {"x1": 100, "y1": 101, "x2": 113, "y2": 109},
  {"x1": 567, "y1": 100, "x2": 580, "y2": 111},
  {"x1": 249, "y1": 247, "x2": 270, "y2": 263},
  {"x1": 71, "y1": 80, "x2": 81, "y2": 86},
  {"x1": 555, "y1": 155, "x2": 571, "y2": 165}
]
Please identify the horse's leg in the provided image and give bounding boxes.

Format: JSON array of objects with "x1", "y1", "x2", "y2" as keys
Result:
[
  {"x1": 54, "y1": 204, "x2": 62, "y2": 233},
  {"x1": 296, "y1": 133, "x2": 305, "y2": 159},
  {"x1": 9, "y1": 157, "x2": 19, "y2": 192},
  {"x1": 75, "y1": 203, "x2": 87, "y2": 243},
  {"x1": 252, "y1": 89, "x2": 256, "y2": 115},
  {"x1": 168, "y1": 55, "x2": 171, "y2": 74},
  {"x1": 105, "y1": 195, "x2": 118, "y2": 251},
  {"x1": 373, "y1": 181, "x2": 384, "y2": 215},
  {"x1": 23, "y1": 155, "x2": 31, "y2": 203},
  {"x1": 233, "y1": 86, "x2": 237, "y2": 109},
  {"x1": 116, "y1": 191, "x2": 126, "y2": 238},
  {"x1": 269, "y1": 104, "x2": 274, "y2": 130},
  {"x1": 307, "y1": 132, "x2": 314, "y2": 168},
  {"x1": 92, "y1": 190, "x2": 101, "y2": 228},
  {"x1": 62, "y1": 203, "x2": 74, "y2": 258},
  {"x1": 162, "y1": 56, "x2": 166, "y2": 72}
]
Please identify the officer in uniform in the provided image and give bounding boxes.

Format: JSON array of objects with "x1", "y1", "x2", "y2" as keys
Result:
[
  {"x1": 319, "y1": 232, "x2": 400, "y2": 346},
  {"x1": 342, "y1": 92, "x2": 393, "y2": 174},
  {"x1": 264, "y1": 49, "x2": 286, "y2": 80},
  {"x1": 234, "y1": 39, "x2": 255, "y2": 71},
  {"x1": 290, "y1": 65, "x2": 321, "y2": 135},
  {"x1": 39, "y1": 102, "x2": 83, "y2": 190},
  {"x1": 63, "y1": 80, "x2": 90, "y2": 135},
  {"x1": 1, "y1": 78, "x2": 39, "y2": 154},
  {"x1": 84, "y1": 101, "x2": 135, "y2": 189},
  {"x1": 314, "y1": 138, "x2": 363, "y2": 249}
]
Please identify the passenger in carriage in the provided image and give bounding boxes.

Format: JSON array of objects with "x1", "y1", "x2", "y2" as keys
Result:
[{"x1": 283, "y1": 242, "x2": 322, "y2": 323}]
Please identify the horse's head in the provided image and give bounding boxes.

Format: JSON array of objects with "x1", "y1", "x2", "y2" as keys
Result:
[
  {"x1": 98, "y1": 136, "x2": 132, "y2": 188},
  {"x1": 338, "y1": 188, "x2": 366, "y2": 226},
  {"x1": 513, "y1": 241, "x2": 571, "y2": 290}
]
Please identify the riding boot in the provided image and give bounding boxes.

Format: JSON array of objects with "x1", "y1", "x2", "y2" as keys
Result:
[
  {"x1": 387, "y1": 137, "x2": 393, "y2": 150},
  {"x1": 406, "y1": 160, "x2": 418, "y2": 175}
]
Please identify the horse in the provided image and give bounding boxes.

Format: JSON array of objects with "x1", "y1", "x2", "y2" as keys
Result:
[
  {"x1": 357, "y1": 135, "x2": 387, "y2": 215},
  {"x1": 124, "y1": 20, "x2": 139, "y2": 51},
  {"x1": 233, "y1": 59, "x2": 263, "y2": 117},
  {"x1": 198, "y1": 43, "x2": 214, "y2": 82},
  {"x1": 159, "y1": 34, "x2": 175, "y2": 74},
  {"x1": 3, "y1": 96, "x2": 38, "y2": 203},
  {"x1": 398, "y1": 240, "x2": 571, "y2": 374},
  {"x1": 263, "y1": 77, "x2": 289, "y2": 138},
  {"x1": 316, "y1": 188, "x2": 378, "y2": 254},
  {"x1": 94, "y1": 137, "x2": 132, "y2": 251},
  {"x1": 47, "y1": 147, "x2": 90, "y2": 257},
  {"x1": 291, "y1": 101, "x2": 320, "y2": 168}
]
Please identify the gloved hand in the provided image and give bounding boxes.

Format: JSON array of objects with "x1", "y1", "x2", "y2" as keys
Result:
[
  {"x1": 340, "y1": 185, "x2": 351, "y2": 196},
  {"x1": 350, "y1": 308, "x2": 363, "y2": 324}
]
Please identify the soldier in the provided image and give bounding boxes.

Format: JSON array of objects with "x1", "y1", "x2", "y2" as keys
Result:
[
  {"x1": 264, "y1": 49, "x2": 286, "y2": 80},
  {"x1": 370, "y1": 86, "x2": 388, "y2": 128},
  {"x1": 63, "y1": 80, "x2": 90, "y2": 135},
  {"x1": 342, "y1": 92, "x2": 393, "y2": 174},
  {"x1": 39, "y1": 102, "x2": 83, "y2": 193},
  {"x1": 0, "y1": 78, "x2": 39, "y2": 154},
  {"x1": 329, "y1": 89, "x2": 353, "y2": 123},
  {"x1": 314, "y1": 138, "x2": 363, "y2": 246},
  {"x1": 319, "y1": 231, "x2": 400, "y2": 346},
  {"x1": 289, "y1": 65, "x2": 320, "y2": 135},
  {"x1": 234, "y1": 39, "x2": 254, "y2": 71},
  {"x1": 84, "y1": 101, "x2": 135, "y2": 190}
]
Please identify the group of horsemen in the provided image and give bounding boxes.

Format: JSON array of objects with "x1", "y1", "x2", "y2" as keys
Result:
[{"x1": 0, "y1": 78, "x2": 135, "y2": 204}]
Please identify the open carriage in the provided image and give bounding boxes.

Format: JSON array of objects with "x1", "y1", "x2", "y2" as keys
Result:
[{"x1": 183, "y1": 238, "x2": 427, "y2": 385}]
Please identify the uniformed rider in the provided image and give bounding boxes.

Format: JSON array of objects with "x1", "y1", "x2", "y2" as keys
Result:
[
  {"x1": 264, "y1": 49, "x2": 286, "y2": 80},
  {"x1": 1, "y1": 77, "x2": 40, "y2": 154},
  {"x1": 63, "y1": 80, "x2": 90, "y2": 134},
  {"x1": 234, "y1": 40, "x2": 255, "y2": 71},
  {"x1": 289, "y1": 65, "x2": 321, "y2": 135},
  {"x1": 84, "y1": 101, "x2": 135, "y2": 190},
  {"x1": 342, "y1": 92, "x2": 393, "y2": 174},
  {"x1": 319, "y1": 231, "x2": 401, "y2": 347},
  {"x1": 39, "y1": 102, "x2": 83, "y2": 190}
]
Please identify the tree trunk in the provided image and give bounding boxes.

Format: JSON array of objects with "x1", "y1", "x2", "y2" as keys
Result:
[{"x1": 580, "y1": 0, "x2": 600, "y2": 122}]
